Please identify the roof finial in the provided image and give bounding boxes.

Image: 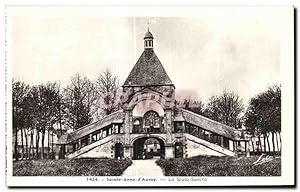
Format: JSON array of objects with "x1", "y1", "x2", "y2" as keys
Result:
[{"x1": 147, "y1": 19, "x2": 150, "y2": 32}]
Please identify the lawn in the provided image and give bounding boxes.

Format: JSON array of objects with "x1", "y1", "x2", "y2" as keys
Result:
[
  {"x1": 156, "y1": 155, "x2": 281, "y2": 176},
  {"x1": 13, "y1": 158, "x2": 132, "y2": 176}
]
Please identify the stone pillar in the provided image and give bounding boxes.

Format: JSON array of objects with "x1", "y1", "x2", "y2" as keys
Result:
[
  {"x1": 164, "y1": 109, "x2": 173, "y2": 143},
  {"x1": 78, "y1": 139, "x2": 81, "y2": 149},
  {"x1": 124, "y1": 110, "x2": 133, "y2": 145},
  {"x1": 246, "y1": 141, "x2": 251, "y2": 157},
  {"x1": 234, "y1": 141, "x2": 238, "y2": 158},
  {"x1": 165, "y1": 144, "x2": 174, "y2": 159},
  {"x1": 123, "y1": 145, "x2": 132, "y2": 159},
  {"x1": 100, "y1": 130, "x2": 103, "y2": 139},
  {"x1": 123, "y1": 110, "x2": 133, "y2": 159},
  {"x1": 220, "y1": 136, "x2": 224, "y2": 147},
  {"x1": 89, "y1": 134, "x2": 92, "y2": 144}
]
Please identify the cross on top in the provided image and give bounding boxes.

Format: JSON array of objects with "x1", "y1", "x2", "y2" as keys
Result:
[{"x1": 147, "y1": 20, "x2": 150, "y2": 31}]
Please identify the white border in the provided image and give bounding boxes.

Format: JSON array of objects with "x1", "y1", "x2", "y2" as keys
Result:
[{"x1": 4, "y1": 5, "x2": 295, "y2": 188}]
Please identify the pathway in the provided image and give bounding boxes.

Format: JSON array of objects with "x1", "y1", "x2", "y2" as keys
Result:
[{"x1": 122, "y1": 158, "x2": 164, "y2": 176}]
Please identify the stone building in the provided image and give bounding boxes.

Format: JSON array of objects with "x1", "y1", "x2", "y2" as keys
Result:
[{"x1": 57, "y1": 29, "x2": 248, "y2": 159}]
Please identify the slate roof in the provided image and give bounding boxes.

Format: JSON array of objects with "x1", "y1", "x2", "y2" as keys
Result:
[
  {"x1": 123, "y1": 49, "x2": 173, "y2": 87},
  {"x1": 57, "y1": 110, "x2": 124, "y2": 144},
  {"x1": 178, "y1": 108, "x2": 238, "y2": 140}
]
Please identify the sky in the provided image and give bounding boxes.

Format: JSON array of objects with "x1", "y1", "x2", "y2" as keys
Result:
[{"x1": 8, "y1": 6, "x2": 289, "y2": 104}]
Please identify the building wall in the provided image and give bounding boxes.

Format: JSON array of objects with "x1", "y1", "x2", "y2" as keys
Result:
[
  {"x1": 76, "y1": 140, "x2": 114, "y2": 159},
  {"x1": 186, "y1": 140, "x2": 225, "y2": 157}
]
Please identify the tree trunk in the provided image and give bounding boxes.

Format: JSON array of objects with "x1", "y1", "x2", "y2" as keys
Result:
[
  {"x1": 24, "y1": 130, "x2": 28, "y2": 159},
  {"x1": 271, "y1": 132, "x2": 276, "y2": 152},
  {"x1": 250, "y1": 137, "x2": 255, "y2": 152},
  {"x1": 47, "y1": 129, "x2": 50, "y2": 159},
  {"x1": 262, "y1": 135, "x2": 266, "y2": 152},
  {"x1": 59, "y1": 101, "x2": 63, "y2": 137},
  {"x1": 14, "y1": 128, "x2": 19, "y2": 161},
  {"x1": 41, "y1": 130, "x2": 45, "y2": 159},
  {"x1": 266, "y1": 133, "x2": 271, "y2": 153},
  {"x1": 51, "y1": 130, "x2": 54, "y2": 155},
  {"x1": 20, "y1": 128, "x2": 24, "y2": 160},
  {"x1": 35, "y1": 130, "x2": 40, "y2": 159},
  {"x1": 258, "y1": 135, "x2": 262, "y2": 152},
  {"x1": 30, "y1": 130, "x2": 34, "y2": 159},
  {"x1": 279, "y1": 132, "x2": 282, "y2": 152},
  {"x1": 275, "y1": 132, "x2": 279, "y2": 152}
]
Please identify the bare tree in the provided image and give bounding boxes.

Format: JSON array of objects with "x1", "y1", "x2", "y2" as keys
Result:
[
  {"x1": 177, "y1": 98, "x2": 206, "y2": 116},
  {"x1": 64, "y1": 73, "x2": 96, "y2": 130},
  {"x1": 205, "y1": 90, "x2": 244, "y2": 128},
  {"x1": 244, "y1": 84, "x2": 281, "y2": 153},
  {"x1": 12, "y1": 80, "x2": 30, "y2": 160},
  {"x1": 94, "y1": 69, "x2": 120, "y2": 118}
]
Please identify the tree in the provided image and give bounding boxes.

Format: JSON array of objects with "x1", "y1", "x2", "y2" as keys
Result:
[
  {"x1": 22, "y1": 83, "x2": 59, "y2": 159},
  {"x1": 53, "y1": 83, "x2": 67, "y2": 137},
  {"x1": 178, "y1": 98, "x2": 206, "y2": 116},
  {"x1": 94, "y1": 69, "x2": 120, "y2": 118},
  {"x1": 22, "y1": 86, "x2": 40, "y2": 159},
  {"x1": 205, "y1": 90, "x2": 244, "y2": 128},
  {"x1": 64, "y1": 73, "x2": 96, "y2": 130},
  {"x1": 244, "y1": 84, "x2": 281, "y2": 153},
  {"x1": 12, "y1": 80, "x2": 30, "y2": 160},
  {"x1": 38, "y1": 83, "x2": 61, "y2": 159}
]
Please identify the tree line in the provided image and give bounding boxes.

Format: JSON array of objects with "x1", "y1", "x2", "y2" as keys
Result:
[
  {"x1": 13, "y1": 69, "x2": 281, "y2": 160},
  {"x1": 181, "y1": 85, "x2": 281, "y2": 154},
  {"x1": 13, "y1": 70, "x2": 120, "y2": 160}
]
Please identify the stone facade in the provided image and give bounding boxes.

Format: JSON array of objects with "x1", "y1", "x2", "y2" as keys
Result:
[{"x1": 57, "y1": 29, "x2": 247, "y2": 160}]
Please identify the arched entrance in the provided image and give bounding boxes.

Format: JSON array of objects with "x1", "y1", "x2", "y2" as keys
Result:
[
  {"x1": 133, "y1": 137, "x2": 165, "y2": 160},
  {"x1": 174, "y1": 142, "x2": 184, "y2": 158},
  {"x1": 115, "y1": 143, "x2": 124, "y2": 159}
]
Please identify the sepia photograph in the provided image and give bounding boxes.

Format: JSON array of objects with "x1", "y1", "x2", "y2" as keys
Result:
[{"x1": 5, "y1": 6, "x2": 295, "y2": 187}]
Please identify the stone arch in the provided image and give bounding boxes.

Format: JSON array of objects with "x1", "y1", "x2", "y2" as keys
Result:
[
  {"x1": 132, "y1": 136, "x2": 166, "y2": 160},
  {"x1": 114, "y1": 143, "x2": 124, "y2": 159},
  {"x1": 130, "y1": 134, "x2": 166, "y2": 145},
  {"x1": 126, "y1": 91, "x2": 170, "y2": 111},
  {"x1": 132, "y1": 100, "x2": 164, "y2": 117}
]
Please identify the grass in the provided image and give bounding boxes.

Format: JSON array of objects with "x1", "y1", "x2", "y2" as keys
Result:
[
  {"x1": 13, "y1": 158, "x2": 132, "y2": 176},
  {"x1": 156, "y1": 155, "x2": 281, "y2": 176}
]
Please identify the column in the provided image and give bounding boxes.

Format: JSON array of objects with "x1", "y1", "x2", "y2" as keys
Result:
[
  {"x1": 78, "y1": 139, "x2": 81, "y2": 149},
  {"x1": 234, "y1": 141, "x2": 238, "y2": 158},
  {"x1": 164, "y1": 109, "x2": 173, "y2": 143},
  {"x1": 246, "y1": 140, "x2": 250, "y2": 157},
  {"x1": 89, "y1": 134, "x2": 92, "y2": 144},
  {"x1": 164, "y1": 109, "x2": 174, "y2": 158},
  {"x1": 124, "y1": 110, "x2": 133, "y2": 145},
  {"x1": 220, "y1": 136, "x2": 224, "y2": 147},
  {"x1": 165, "y1": 144, "x2": 174, "y2": 158},
  {"x1": 112, "y1": 124, "x2": 115, "y2": 134},
  {"x1": 123, "y1": 110, "x2": 133, "y2": 159}
]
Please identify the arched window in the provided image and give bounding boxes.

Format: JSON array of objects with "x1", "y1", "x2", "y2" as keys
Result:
[
  {"x1": 134, "y1": 119, "x2": 140, "y2": 125},
  {"x1": 144, "y1": 111, "x2": 160, "y2": 127},
  {"x1": 115, "y1": 143, "x2": 124, "y2": 159}
]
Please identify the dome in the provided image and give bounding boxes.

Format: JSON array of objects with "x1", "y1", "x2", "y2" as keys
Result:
[{"x1": 144, "y1": 30, "x2": 154, "y2": 39}]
